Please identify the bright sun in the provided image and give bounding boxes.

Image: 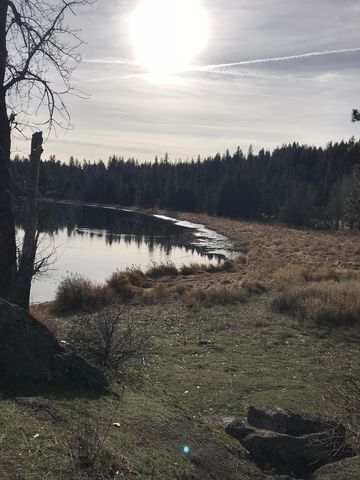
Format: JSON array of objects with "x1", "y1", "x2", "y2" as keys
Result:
[{"x1": 129, "y1": 0, "x2": 210, "y2": 74}]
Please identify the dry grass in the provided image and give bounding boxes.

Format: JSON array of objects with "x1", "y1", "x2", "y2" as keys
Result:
[
  {"x1": 170, "y1": 211, "x2": 360, "y2": 287},
  {"x1": 179, "y1": 260, "x2": 235, "y2": 276},
  {"x1": 140, "y1": 283, "x2": 169, "y2": 304},
  {"x1": 145, "y1": 262, "x2": 179, "y2": 278},
  {"x1": 272, "y1": 266, "x2": 360, "y2": 327},
  {"x1": 184, "y1": 285, "x2": 247, "y2": 308},
  {"x1": 30, "y1": 304, "x2": 60, "y2": 337},
  {"x1": 54, "y1": 274, "x2": 113, "y2": 313},
  {"x1": 274, "y1": 265, "x2": 357, "y2": 289},
  {"x1": 106, "y1": 271, "x2": 137, "y2": 301}
]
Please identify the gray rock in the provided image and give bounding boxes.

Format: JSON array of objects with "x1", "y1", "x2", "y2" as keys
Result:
[
  {"x1": 241, "y1": 429, "x2": 348, "y2": 476},
  {"x1": 226, "y1": 406, "x2": 354, "y2": 477},
  {"x1": 312, "y1": 456, "x2": 360, "y2": 480},
  {"x1": 0, "y1": 298, "x2": 107, "y2": 393},
  {"x1": 226, "y1": 420, "x2": 257, "y2": 441},
  {"x1": 248, "y1": 406, "x2": 344, "y2": 437}
]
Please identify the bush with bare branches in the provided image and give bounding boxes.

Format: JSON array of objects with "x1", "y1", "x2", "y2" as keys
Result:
[{"x1": 69, "y1": 307, "x2": 153, "y2": 372}]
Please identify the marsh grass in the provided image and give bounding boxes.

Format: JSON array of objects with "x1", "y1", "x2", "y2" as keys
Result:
[
  {"x1": 272, "y1": 266, "x2": 360, "y2": 327},
  {"x1": 145, "y1": 262, "x2": 179, "y2": 278},
  {"x1": 184, "y1": 285, "x2": 247, "y2": 308}
]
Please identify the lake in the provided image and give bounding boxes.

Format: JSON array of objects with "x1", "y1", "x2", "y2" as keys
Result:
[{"x1": 15, "y1": 201, "x2": 233, "y2": 303}]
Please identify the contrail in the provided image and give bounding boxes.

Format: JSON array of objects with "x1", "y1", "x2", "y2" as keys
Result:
[
  {"x1": 196, "y1": 47, "x2": 360, "y2": 71},
  {"x1": 81, "y1": 47, "x2": 360, "y2": 81}
]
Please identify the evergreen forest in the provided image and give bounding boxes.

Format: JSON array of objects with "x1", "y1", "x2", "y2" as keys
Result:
[{"x1": 12, "y1": 138, "x2": 360, "y2": 229}]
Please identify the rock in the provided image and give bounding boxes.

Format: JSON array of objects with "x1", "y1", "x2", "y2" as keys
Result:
[
  {"x1": 248, "y1": 406, "x2": 344, "y2": 437},
  {"x1": 0, "y1": 298, "x2": 107, "y2": 393},
  {"x1": 312, "y1": 456, "x2": 360, "y2": 480},
  {"x1": 241, "y1": 429, "x2": 348, "y2": 476},
  {"x1": 226, "y1": 407, "x2": 354, "y2": 477},
  {"x1": 226, "y1": 420, "x2": 257, "y2": 441}
]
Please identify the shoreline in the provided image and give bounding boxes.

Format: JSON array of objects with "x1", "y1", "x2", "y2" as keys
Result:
[
  {"x1": 40, "y1": 197, "x2": 237, "y2": 259},
  {"x1": 40, "y1": 197, "x2": 360, "y2": 286}
]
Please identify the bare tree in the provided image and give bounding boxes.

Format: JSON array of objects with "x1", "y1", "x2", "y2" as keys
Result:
[
  {"x1": 0, "y1": 0, "x2": 94, "y2": 305},
  {"x1": 14, "y1": 131, "x2": 43, "y2": 309}
]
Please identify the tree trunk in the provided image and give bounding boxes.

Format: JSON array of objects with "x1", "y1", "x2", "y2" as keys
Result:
[
  {"x1": 12, "y1": 133, "x2": 43, "y2": 310},
  {"x1": 0, "y1": 2, "x2": 17, "y2": 301}
]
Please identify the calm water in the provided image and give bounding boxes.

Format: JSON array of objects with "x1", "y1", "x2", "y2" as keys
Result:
[{"x1": 16, "y1": 202, "x2": 233, "y2": 303}]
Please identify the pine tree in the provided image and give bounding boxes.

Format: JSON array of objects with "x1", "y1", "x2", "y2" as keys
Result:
[{"x1": 345, "y1": 167, "x2": 360, "y2": 229}]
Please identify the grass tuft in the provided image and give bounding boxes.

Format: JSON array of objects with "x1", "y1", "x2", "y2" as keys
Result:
[
  {"x1": 184, "y1": 285, "x2": 247, "y2": 308},
  {"x1": 145, "y1": 262, "x2": 179, "y2": 278},
  {"x1": 272, "y1": 266, "x2": 360, "y2": 327},
  {"x1": 106, "y1": 271, "x2": 137, "y2": 301}
]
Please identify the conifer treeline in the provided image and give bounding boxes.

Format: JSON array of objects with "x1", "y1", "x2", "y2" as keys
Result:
[{"x1": 11, "y1": 139, "x2": 360, "y2": 228}]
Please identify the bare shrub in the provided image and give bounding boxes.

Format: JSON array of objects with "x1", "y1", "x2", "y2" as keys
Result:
[
  {"x1": 54, "y1": 274, "x2": 113, "y2": 313},
  {"x1": 145, "y1": 262, "x2": 179, "y2": 278},
  {"x1": 69, "y1": 307, "x2": 152, "y2": 371},
  {"x1": 184, "y1": 285, "x2": 247, "y2": 308},
  {"x1": 68, "y1": 404, "x2": 123, "y2": 475}
]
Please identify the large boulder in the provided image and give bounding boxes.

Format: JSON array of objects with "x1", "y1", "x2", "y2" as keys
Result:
[
  {"x1": 248, "y1": 406, "x2": 344, "y2": 437},
  {"x1": 226, "y1": 407, "x2": 354, "y2": 477},
  {"x1": 0, "y1": 298, "x2": 107, "y2": 393},
  {"x1": 312, "y1": 456, "x2": 360, "y2": 480}
]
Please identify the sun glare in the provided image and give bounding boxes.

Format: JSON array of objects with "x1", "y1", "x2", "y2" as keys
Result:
[{"x1": 129, "y1": 0, "x2": 210, "y2": 74}]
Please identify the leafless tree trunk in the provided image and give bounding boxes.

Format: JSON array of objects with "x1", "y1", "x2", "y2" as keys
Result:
[
  {"x1": 12, "y1": 132, "x2": 43, "y2": 309},
  {"x1": 0, "y1": 2, "x2": 16, "y2": 300},
  {"x1": 0, "y1": 0, "x2": 94, "y2": 305}
]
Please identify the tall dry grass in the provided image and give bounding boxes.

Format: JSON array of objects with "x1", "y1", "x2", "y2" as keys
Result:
[
  {"x1": 184, "y1": 285, "x2": 247, "y2": 308},
  {"x1": 272, "y1": 266, "x2": 360, "y2": 327},
  {"x1": 54, "y1": 274, "x2": 113, "y2": 313}
]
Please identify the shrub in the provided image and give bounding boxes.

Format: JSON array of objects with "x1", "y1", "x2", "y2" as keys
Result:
[
  {"x1": 125, "y1": 268, "x2": 149, "y2": 287},
  {"x1": 106, "y1": 271, "x2": 136, "y2": 301},
  {"x1": 145, "y1": 262, "x2": 179, "y2": 278},
  {"x1": 184, "y1": 285, "x2": 247, "y2": 308},
  {"x1": 54, "y1": 274, "x2": 113, "y2": 313},
  {"x1": 69, "y1": 307, "x2": 152, "y2": 371},
  {"x1": 68, "y1": 408, "x2": 122, "y2": 473}
]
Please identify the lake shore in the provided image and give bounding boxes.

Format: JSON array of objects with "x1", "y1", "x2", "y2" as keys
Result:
[
  {"x1": 41, "y1": 197, "x2": 360, "y2": 287},
  {"x1": 4, "y1": 201, "x2": 359, "y2": 479}
]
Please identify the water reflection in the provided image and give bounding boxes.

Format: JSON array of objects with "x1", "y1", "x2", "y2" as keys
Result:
[{"x1": 15, "y1": 202, "x2": 224, "y2": 303}]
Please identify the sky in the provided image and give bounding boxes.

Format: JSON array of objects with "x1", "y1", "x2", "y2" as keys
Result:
[{"x1": 13, "y1": 0, "x2": 360, "y2": 163}]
